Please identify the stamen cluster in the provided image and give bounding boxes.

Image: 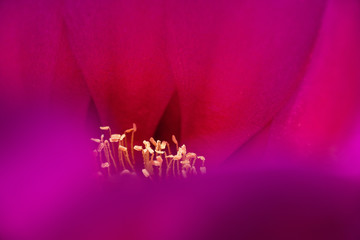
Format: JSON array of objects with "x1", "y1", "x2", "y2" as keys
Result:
[{"x1": 91, "y1": 124, "x2": 206, "y2": 180}]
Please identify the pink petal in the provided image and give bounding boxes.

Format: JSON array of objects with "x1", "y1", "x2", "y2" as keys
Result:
[
  {"x1": 266, "y1": 0, "x2": 360, "y2": 170},
  {"x1": 165, "y1": 0, "x2": 327, "y2": 165},
  {"x1": 0, "y1": 0, "x2": 91, "y2": 122},
  {"x1": 64, "y1": 0, "x2": 176, "y2": 141}
]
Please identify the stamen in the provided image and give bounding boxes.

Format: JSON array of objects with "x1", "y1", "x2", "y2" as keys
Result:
[
  {"x1": 101, "y1": 162, "x2": 110, "y2": 168},
  {"x1": 110, "y1": 134, "x2": 121, "y2": 142},
  {"x1": 172, "y1": 158, "x2": 176, "y2": 177},
  {"x1": 119, "y1": 145, "x2": 126, "y2": 152},
  {"x1": 150, "y1": 137, "x2": 157, "y2": 147},
  {"x1": 180, "y1": 144, "x2": 187, "y2": 155},
  {"x1": 105, "y1": 140, "x2": 118, "y2": 171},
  {"x1": 177, "y1": 157, "x2": 180, "y2": 176},
  {"x1": 172, "y1": 135, "x2": 179, "y2": 151},
  {"x1": 198, "y1": 156, "x2": 206, "y2": 167},
  {"x1": 186, "y1": 153, "x2": 196, "y2": 158},
  {"x1": 97, "y1": 143, "x2": 104, "y2": 152},
  {"x1": 156, "y1": 156, "x2": 163, "y2": 164},
  {"x1": 166, "y1": 155, "x2": 174, "y2": 177},
  {"x1": 153, "y1": 160, "x2": 161, "y2": 167},
  {"x1": 147, "y1": 146, "x2": 154, "y2": 155},
  {"x1": 199, "y1": 156, "x2": 206, "y2": 174},
  {"x1": 143, "y1": 140, "x2": 150, "y2": 148},
  {"x1": 117, "y1": 145, "x2": 126, "y2": 170},
  {"x1": 124, "y1": 135, "x2": 128, "y2": 152},
  {"x1": 173, "y1": 153, "x2": 182, "y2": 161},
  {"x1": 100, "y1": 126, "x2": 112, "y2": 139},
  {"x1": 180, "y1": 160, "x2": 190, "y2": 165},
  {"x1": 130, "y1": 123, "x2": 136, "y2": 164},
  {"x1": 119, "y1": 145, "x2": 135, "y2": 171},
  {"x1": 157, "y1": 155, "x2": 163, "y2": 178},
  {"x1": 92, "y1": 123, "x2": 206, "y2": 180},
  {"x1": 165, "y1": 141, "x2": 172, "y2": 155},
  {"x1": 160, "y1": 141, "x2": 166, "y2": 150},
  {"x1": 142, "y1": 169, "x2": 150, "y2": 178},
  {"x1": 124, "y1": 123, "x2": 137, "y2": 163},
  {"x1": 102, "y1": 142, "x2": 112, "y2": 176},
  {"x1": 134, "y1": 145, "x2": 143, "y2": 151},
  {"x1": 156, "y1": 140, "x2": 161, "y2": 147},
  {"x1": 120, "y1": 134, "x2": 126, "y2": 141}
]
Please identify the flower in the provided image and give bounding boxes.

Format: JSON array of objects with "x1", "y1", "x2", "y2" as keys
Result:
[
  {"x1": 1, "y1": 0, "x2": 359, "y2": 169},
  {"x1": 0, "y1": 0, "x2": 360, "y2": 239}
]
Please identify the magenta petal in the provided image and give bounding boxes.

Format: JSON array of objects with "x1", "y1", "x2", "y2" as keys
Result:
[
  {"x1": 266, "y1": 0, "x2": 360, "y2": 170},
  {"x1": 165, "y1": 0, "x2": 327, "y2": 165},
  {"x1": 64, "y1": 0, "x2": 176, "y2": 141},
  {"x1": 0, "y1": 0, "x2": 91, "y2": 121}
]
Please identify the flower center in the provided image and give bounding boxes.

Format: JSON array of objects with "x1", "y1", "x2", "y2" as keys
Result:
[{"x1": 91, "y1": 124, "x2": 206, "y2": 180}]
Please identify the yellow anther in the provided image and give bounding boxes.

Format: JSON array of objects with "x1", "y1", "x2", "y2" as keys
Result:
[
  {"x1": 119, "y1": 145, "x2": 127, "y2": 152},
  {"x1": 134, "y1": 145, "x2": 143, "y2": 151},
  {"x1": 101, "y1": 162, "x2": 110, "y2": 168},
  {"x1": 143, "y1": 140, "x2": 150, "y2": 148},
  {"x1": 91, "y1": 138, "x2": 101, "y2": 143},
  {"x1": 92, "y1": 123, "x2": 206, "y2": 179},
  {"x1": 120, "y1": 134, "x2": 126, "y2": 141},
  {"x1": 146, "y1": 146, "x2": 154, "y2": 154},
  {"x1": 110, "y1": 134, "x2": 121, "y2": 140},
  {"x1": 142, "y1": 169, "x2": 150, "y2": 178},
  {"x1": 172, "y1": 135, "x2": 178, "y2": 145},
  {"x1": 180, "y1": 144, "x2": 187, "y2": 154},
  {"x1": 153, "y1": 160, "x2": 161, "y2": 167},
  {"x1": 186, "y1": 153, "x2": 196, "y2": 158},
  {"x1": 149, "y1": 137, "x2": 157, "y2": 146},
  {"x1": 173, "y1": 154, "x2": 182, "y2": 161}
]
